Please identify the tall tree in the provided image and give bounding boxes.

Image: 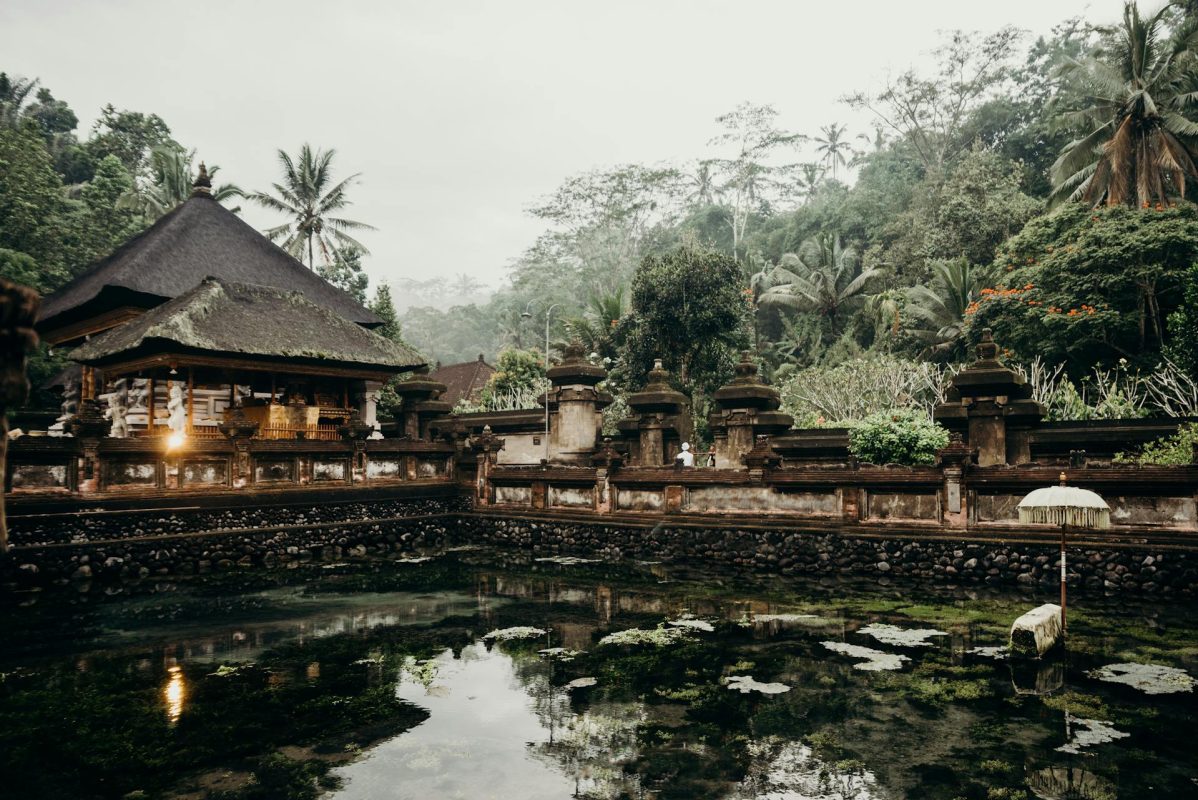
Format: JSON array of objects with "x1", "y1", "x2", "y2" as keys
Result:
[
  {"x1": 368, "y1": 282, "x2": 402, "y2": 343},
  {"x1": 250, "y1": 144, "x2": 375, "y2": 269},
  {"x1": 1050, "y1": 1, "x2": 1198, "y2": 207},
  {"x1": 846, "y1": 28, "x2": 1022, "y2": 172},
  {"x1": 617, "y1": 241, "x2": 749, "y2": 398},
  {"x1": 707, "y1": 103, "x2": 804, "y2": 259}
]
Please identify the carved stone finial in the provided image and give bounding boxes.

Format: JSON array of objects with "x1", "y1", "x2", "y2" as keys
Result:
[
  {"x1": 191, "y1": 163, "x2": 212, "y2": 197},
  {"x1": 975, "y1": 327, "x2": 999, "y2": 362}
]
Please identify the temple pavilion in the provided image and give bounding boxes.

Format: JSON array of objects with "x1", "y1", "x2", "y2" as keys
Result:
[{"x1": 35, "y1": 168, "x2": 425, "y2": 440}]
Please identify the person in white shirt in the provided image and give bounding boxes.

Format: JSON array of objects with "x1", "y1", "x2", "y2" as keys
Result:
[{"x1": 676, "y1": 442, "x2": 695, "y2": 468}]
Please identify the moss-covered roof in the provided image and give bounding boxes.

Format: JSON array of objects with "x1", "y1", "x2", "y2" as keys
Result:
[
  {"x1": 38, "y1": 194, "x2": 381, "y2": 333},
  {"x1": 70, "y1": 277, "x2": 424, "y2": 371}
]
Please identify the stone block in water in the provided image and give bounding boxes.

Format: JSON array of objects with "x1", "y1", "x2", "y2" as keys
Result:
[{"x1": 1009, "y1": 603, "x2": 1063, "y2": 658}]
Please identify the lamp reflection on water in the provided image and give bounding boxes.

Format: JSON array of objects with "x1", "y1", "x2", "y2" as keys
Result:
[{"x1": 164, "y1": 666, "x2": 186, "y2": 725}]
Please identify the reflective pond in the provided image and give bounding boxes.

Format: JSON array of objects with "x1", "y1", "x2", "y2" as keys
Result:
[{"x1": 1, "y1": 548, "x2": 1196, "y2": 799}]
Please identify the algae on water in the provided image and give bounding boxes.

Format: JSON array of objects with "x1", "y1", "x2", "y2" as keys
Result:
[
  {"x1": 858, "y1": 622, "x2": 946, "y2": 647},
  {"x1": 821, "y1": 642, "x2": 910, "y2": 671},
  {"x1": 1087, "y1": 662, "x2": 1196, "y2": 695}
]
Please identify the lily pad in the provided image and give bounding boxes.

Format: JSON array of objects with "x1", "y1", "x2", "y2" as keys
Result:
[{"x1": 565, "y1": 677, "x2": 597, "y2": 690}]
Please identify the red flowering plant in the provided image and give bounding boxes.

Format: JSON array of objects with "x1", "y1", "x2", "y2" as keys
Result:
[{"x1": 964, "y1": 203, "x2": 1198, "y2": 370}]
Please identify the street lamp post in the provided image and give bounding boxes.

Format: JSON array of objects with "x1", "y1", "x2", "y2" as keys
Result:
[
  {"x1": 520, "y1": 302, "x2": 560, "y2": 463},
  {"x1": 542, "y1": 304, "x2": 559, "y2": 462}
]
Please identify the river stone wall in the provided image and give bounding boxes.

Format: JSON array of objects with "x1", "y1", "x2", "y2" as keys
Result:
[
  {"x1": 3, "y1": 502, "x2": 1197, "y2": 597},
  {"x1": 456, "y1": 516, "x2": 1198, "y2": 597},
  {"x1": 8, "y1": 495, "x2": 470, "y2": 547}
]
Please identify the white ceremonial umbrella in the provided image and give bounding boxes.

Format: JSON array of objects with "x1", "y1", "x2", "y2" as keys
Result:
[{"x1": 1018, "y1": 473, "x2": 1110, "y2": 632}]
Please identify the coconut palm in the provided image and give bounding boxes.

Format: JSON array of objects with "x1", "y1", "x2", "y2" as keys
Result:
[
  {"x1": 793, "y1": 162, "x2": 826, "y2": 204},
  {"x1": 905, "y1": 257, "x2": 984, "y2": 356},
  {"x1": 119, "y1": 145, "x2": 242, "y2": 219},
  {"x1": 250, "y1": 144, "x2": 375, "y2": 268},
  {"x1": 1050, "y1": 2, "x2": 1198, "y2": 207},
  {"x1": 760, "y1": 235, "x2": 879, "y2": 335},
  {"x1": 813, "y1": 123, "x2": 856, "y2": 180},
  {"x1": 0, "y1": 73, "x2": 37, "y2": 128}
]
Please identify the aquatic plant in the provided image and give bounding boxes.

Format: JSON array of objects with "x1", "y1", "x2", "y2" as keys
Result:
[{"x1": 598, "y1": 626, "x2": 691, "y2": 647}]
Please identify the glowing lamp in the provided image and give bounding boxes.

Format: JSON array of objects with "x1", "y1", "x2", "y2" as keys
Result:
[{"x1": 166, "y1": 431, "x2": 186, "y2": 451}]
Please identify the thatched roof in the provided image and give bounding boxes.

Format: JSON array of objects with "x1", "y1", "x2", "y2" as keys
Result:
[
  {"x1": 70, "y1": 277, "x2": 424, "y2": 372},
  {"x1": 38, "y1": 194, "x2": 380, "y2": 336}
]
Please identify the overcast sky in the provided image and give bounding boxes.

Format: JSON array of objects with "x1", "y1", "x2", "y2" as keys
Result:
[{"x1": 2, "y1": 0, "x2": 1115, "y2": 297}]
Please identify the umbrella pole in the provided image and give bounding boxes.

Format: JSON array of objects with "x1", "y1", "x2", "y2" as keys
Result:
[{"x1": 1060, "y1": 523, "x2": 1067, "y2": 634}]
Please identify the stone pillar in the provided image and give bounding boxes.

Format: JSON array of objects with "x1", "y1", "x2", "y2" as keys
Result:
[
  {"x1": 470, "y1": 425, "x2": 505, "y2": 506},
  {"x1": 360, "y1": 380, "x2": 383, "y2": 439},
  {"x1": 69, "y1": 399, "x2": 110, "y2": 494},
  {"x1": 937, "y1": 432, "x2": 975, "y2": 528},
  {"x1": 742, "y1": 435, "x2": 781, "y2": 483},
  {"x1": 623, "y1": 359, "x2": 692, "y2": 466},
  {"x1": 546, "y1": 339, "x2": 610, "y2": 464},
  {"x1": 219, "y1": 407, "x2": 260, "y2": 489},
  {"x1": 391, "y1": 368, "x2": 448, "y2": 440},
  {"x1": 933, "y1": 329, "x2": 1044, "y2": 467},
  {"x1": 709, "y1": 352, "x2": 794, "y2": 469},
  {"x1": 591, "y1": 437, "x2": 623, "y2": 514}
]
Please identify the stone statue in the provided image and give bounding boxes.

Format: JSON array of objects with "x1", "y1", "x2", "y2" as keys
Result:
[
  {"x1": 101, "y1": 378, "x2": 130, "y2": 438},
  {"x1": 48, "y1": 377, "x2": 80, "y2": 437},
  {"x1": 167, "y1": 381, "x2": 187, "y2": 433}
]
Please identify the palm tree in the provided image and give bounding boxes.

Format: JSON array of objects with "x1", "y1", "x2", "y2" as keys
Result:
[
  {"x1": 119, "y1": 145, "x2": 242, "y2": 220},
  {"x1": 813, "y1": 123, "x2": 855, "y2": 180},
  {"x1": 560, "y1": 288, "x2": 626, "y2": 360},
  {"x1": 250, "y1": 144, "x2": 375, "y2": 268},
  {"x1": 793, "y1": 162, "x2": 826, "y2": 204},
  {"x1": 760, "y1": 235, "x2": 878, "y2": 336},
  {"x1": 904, "y1": 258, "x2": 984, "y2": 356},
  {"x1": 1050, "y1": 2, "x2": 1198, "y2": 207},
  {"x1": 0, "y1": 73, "x2": 37, "y2": 128}
]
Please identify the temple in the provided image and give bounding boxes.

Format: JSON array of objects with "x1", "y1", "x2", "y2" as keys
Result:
[{"x1": 34, "y1": 167, "x2": 423, "y2": 443}]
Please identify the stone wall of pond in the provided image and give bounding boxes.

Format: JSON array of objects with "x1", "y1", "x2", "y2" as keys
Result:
[
  {"x1": 4, "y1": 511, "x2": 459, "y2": 586},
  {"x1": 7, "y1": 495, "x2": 470, "y2": 548},
  {"x1": 3, "y1": 498, "x2": 1197, "y2": 597},
  {"x1": 456, "y1": 515, "x2": 1198, "y2": 597}
]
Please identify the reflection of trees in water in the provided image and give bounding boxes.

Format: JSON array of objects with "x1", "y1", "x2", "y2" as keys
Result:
[
  {"x1": 729, "y1": 738, "x2": 884, "y2": 800},
  {"x1": 530, "y1": 697, "x2": 647, "y2": 799}
]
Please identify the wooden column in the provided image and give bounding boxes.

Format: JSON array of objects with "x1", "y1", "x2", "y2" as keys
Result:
[
  {"x1": 147, "y1": 376, "x2": 155, "y2": 436},
  {"x1": 187, "y1": 368, "x2": 194, "y2": 433}
]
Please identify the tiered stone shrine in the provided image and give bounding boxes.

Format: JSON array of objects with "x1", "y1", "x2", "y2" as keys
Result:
[{"x1": 709, "y1": 352, "x2": 793, "y2": 468}]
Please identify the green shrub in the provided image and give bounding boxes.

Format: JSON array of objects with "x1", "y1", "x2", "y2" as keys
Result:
[
  {"x1": 848, "y1": 409, "x2": 949, "y2": 466},
  {"x1": 1115, "y1": 423, "x2": 1198, "y2": 465}
]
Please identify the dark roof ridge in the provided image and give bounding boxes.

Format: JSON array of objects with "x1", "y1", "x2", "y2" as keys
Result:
[{"x1": 39, "y1": 194, "x2": 381, "y2": 329}]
